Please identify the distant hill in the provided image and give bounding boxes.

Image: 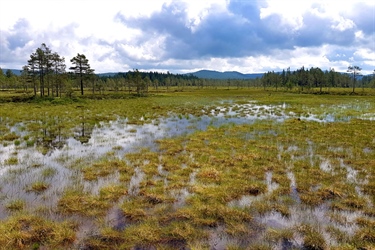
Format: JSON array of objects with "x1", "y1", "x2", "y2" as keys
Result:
[
  {"x1": 186, "y1": 70, "x2": 264, "y2": 79},
  {"x1": 2, "y1": 68, "x2": 371, "y2": 80},
  {"x1": 96, "y1": 72, "x2": 118, "y2": 77},
  {"x1": 0, "y1": 69, "x2": 22, "y2": 76}
]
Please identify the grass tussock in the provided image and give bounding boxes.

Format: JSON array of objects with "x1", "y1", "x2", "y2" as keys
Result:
[
  {"x1": 0, "y1": 214, "x2": 76, "y2": 249},
  {"x1": 4, "y1": 157, "x2": 18, "y2": 165},
  {"x1": 26, "y1": 181, "x2": 50, "y2": 193},
  {"x1": 298, "y1": 224, "x2": 327, "y2": 250},
  {"x1": 82, "y1": 159, "x2": 133, "y2": 181},
  {"x1": 5, "y1": 199, "x2": 25, "y2": 211},
  {"x1": 58, "y1": 189, "x2": 111, "y2": 216}
]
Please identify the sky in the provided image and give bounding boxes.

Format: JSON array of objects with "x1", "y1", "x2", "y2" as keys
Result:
[{"x1": 0, "y1": 0, "x2": 374, "y2": 74}]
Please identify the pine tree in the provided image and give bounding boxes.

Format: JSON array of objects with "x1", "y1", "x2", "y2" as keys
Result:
[
  {"x1": 347, "y1": 66, "x2": 362, "y2": 93},
  {"x1": 70, "y1": 53, "x2": 94, "y2": 95}
]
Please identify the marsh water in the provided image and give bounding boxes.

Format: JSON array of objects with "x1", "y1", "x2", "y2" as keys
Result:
[{"x1": 1, "y1": 100, "x2": 374, "y2": 248}]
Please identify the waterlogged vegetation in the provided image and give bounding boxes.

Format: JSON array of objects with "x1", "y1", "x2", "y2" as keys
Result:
[{"x1": 0, "y1": 88, "x2": 374, "y2": 249}]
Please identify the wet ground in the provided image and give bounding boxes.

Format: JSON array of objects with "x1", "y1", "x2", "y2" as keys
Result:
[{"x1": 0, "y1": 100, "x2": 374, "y2": 249}]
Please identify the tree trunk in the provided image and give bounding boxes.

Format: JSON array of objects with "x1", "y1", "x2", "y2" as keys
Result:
[
  {"x1": 80, "y1": 77, "x2": 84, "y2": 95},
  {"x1": 352, "y1": 73, "x2": 355, "y2": 93}
]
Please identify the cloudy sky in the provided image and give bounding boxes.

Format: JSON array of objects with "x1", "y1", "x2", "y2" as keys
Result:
[{"x1": 1, "y1": 0, "x2": 374, "y2": 74}]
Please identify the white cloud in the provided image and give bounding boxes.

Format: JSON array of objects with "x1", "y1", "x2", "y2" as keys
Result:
[
  {"x1": 0, "y1": 0, "x2": 374, "y2": 74},
  {"x1": 260, "y1": 0, "x2": 365, "y2": 33},
  {"x1": 260, "y1": 0, "x2": 310, "y2": 30},
  {"x1": 185, "y1": 0, "x2": 228, "y2": 28},
  {"x1": 331, "y1": 16, "x2": 355, "y2": 31},
  {"x1": 354, "y1": 48, "x2": 375, "y2": 61},
  {"x1": 355, "y1": 30, "x2": 365, "y2": 39}
]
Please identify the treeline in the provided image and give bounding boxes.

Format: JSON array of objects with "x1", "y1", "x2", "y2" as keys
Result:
[
  {"x1": 1, "y1": 43, "x2": 375, "y2": 98},
  {"x1": 0, "y1": 65, "x2": 207, "y2": 97},
  {"x1": 101, "y1": 71, "x2": 200, "y2": 93},
  {"x1": 2, "y1": 64, "x2": 375, "y2": 98},
  {"x1": 0, "y1": 43, "x2": 205, "y2": 97},
  {"x1": 261, "y1": 66, "x2": 375, "y2": 93},
  {"x1": 113, "y1": 71, "x2": 198, "y2": 83}
]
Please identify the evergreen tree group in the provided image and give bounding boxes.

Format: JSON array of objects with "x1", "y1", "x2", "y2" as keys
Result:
[{"x1": 261, "y1": 66, "x2": 374, "y2": 93}]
